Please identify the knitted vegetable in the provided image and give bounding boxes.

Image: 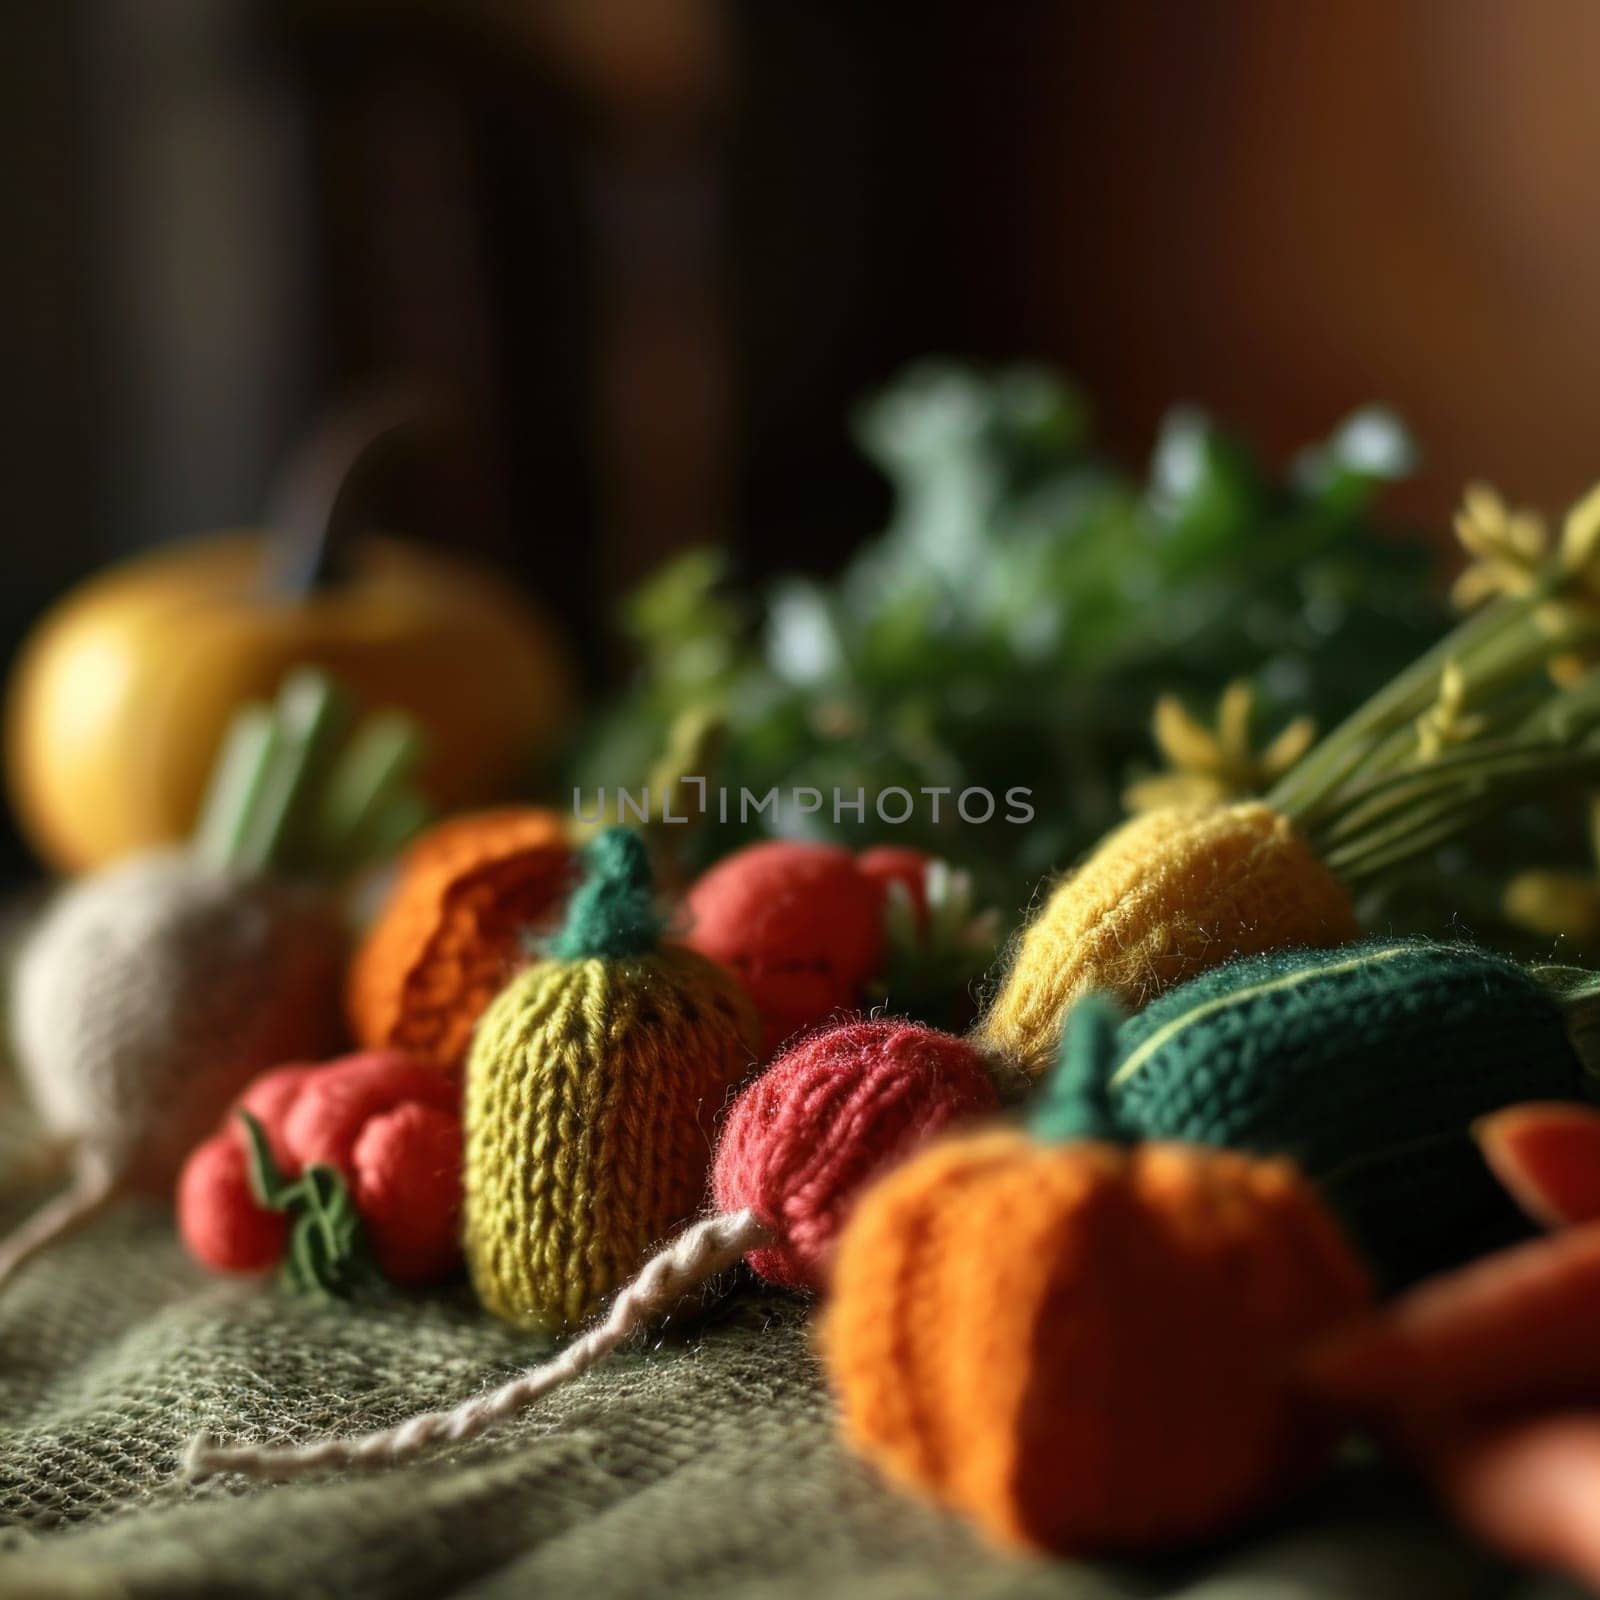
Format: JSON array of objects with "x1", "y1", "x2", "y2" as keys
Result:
[
  {"x1": 346, "y1": 807, "x2": 573, "y2": 1068},
  {"x1": 1032, "y1": 942, "x2": 1594, "y2": 1281},
  {"x1": 683, "y1": 842, "x2": 885, "y2": 1055},
  {"x1": 1475, "y1": 1102, "x2": 1600, "y2": 1228},
  {"x1": 177, "y1": 1051, "x2": 463, "y2": 1288},
  {"x1": 979, "y1": 482, "x2": 1600, "y2": 1077},
  {"x1": 187, "y1": 1015, "x2": 998, "y2": 1479},
  {"x1": 824, "y1": 1125, "x2": 1373, "y2": 1553},
  {"x1": 1305, "y1": 1221, "x2": 1600, "y2": 1431},
  {"x1": 462, "y1": 827, "x2": 757, "y2": 1330},
  {"x1": 1299, "y1": 1220, "x2": 1600, "y2": 1592},
  {"x1": 1422, "y1": 1414, "x2": 1600, "y2": 1593},
  {"x1": 683, "y1": 841, "x2": 998, "y2": 1051},
  {"x1": 2, "y1": 672, "x2": 430, "y2": 1290}
]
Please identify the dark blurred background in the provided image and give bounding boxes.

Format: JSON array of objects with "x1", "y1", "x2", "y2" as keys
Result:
[{"x1": 9, "y1": 0, "x2": 1600, "y2": 876}]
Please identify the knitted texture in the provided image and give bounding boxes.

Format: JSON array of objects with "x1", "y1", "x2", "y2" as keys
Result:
[
  {"x1": 974, "y1": 802, "x2": 1359, "y2": 1081},
  {"x1": 464, "y1": 943, "x2": 759, "y2": 1331},
  {"x1": 347, "y1": 807, "x2": 572, "y2": 1068},
  {"x1": 825, "y1": 1130, "x2": 1373, "y2": 1555},
  {"x1": 178, "y1": 1051, "x2": 465, "y2": 1287},
  {"x1": 712, "y1": 1018, "x2": 999, "y2": 1290},
  {"x1": 1039, "y1": 939, "x2": 1586, "y2": 1282},
  {"x1": 683, "y1": 841, "x2": 887, "y2": 1057},
  {"x1": 547, "y1": 828, "x2": 662, "y2": 959},
  {"x1": 10, "y1": 851, "x2": 346, "y2": 1191}
]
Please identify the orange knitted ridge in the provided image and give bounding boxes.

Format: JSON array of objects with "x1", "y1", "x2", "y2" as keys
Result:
[
  {"x1": 824, "y1": 1130, "x2": 1373, "y2": 1554},
  {"x1": 347, "y1": 807, "x2": 573, "y2": 1069}
]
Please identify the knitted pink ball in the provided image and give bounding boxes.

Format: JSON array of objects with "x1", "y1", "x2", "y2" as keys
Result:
[{"x1": 712, "y1": 1017, "x2": 999, "y2": 1290}]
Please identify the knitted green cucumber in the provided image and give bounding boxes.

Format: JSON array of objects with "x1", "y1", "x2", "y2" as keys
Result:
[{"x1": 1036, "y1": 940, "x2": 1600, "y2": 1283}]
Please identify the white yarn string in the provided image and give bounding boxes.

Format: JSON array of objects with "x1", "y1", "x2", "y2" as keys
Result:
[
  {"x1": 0, "y1": 1156, "x2": 118, "y2": 1292},
  {"x1": 184, "y1": 1207, "x2": 774, "y2": 1481}
]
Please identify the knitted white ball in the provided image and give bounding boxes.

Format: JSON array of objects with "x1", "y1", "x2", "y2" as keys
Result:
[{"x1": 4, "y1": 850, "x2": 347, "y2": 1279}]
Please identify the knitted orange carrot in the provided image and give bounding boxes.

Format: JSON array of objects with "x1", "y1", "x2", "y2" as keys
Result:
[
  {"x1": 824, "y1": 1019, "x2": 1373, "y2": 1555},
  {"x1": 1304, "y1": 1221, "x2": 1600, "y2": 1431},
  {"x1": 979, "y1": 480, "x2": 1600, "y2": 1077},
  {"x1": 1474, "y1": 1101, "x2": 1600, "y2": 1229},
  {"x1": 346, "y1": 807, "x2": 573, "y2": 1068},
  {"x1": 1422, "y1": 1413, "x2": 1600, "y2": 1593}
]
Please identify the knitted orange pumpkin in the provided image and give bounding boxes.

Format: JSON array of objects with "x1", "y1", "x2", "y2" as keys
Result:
[
  {"x1": 824, "y1": 1127, "x2": 1373, "y2": 1553},
  {"x1": 347, "y1": 807, "x2": 573, "y2": 1068}
]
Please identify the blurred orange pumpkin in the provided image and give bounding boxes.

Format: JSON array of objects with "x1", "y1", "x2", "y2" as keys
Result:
[
  {"x1": 6, "y1": 402, "x2": 576, "y2": 876},
  {"x1": 6, "y1": 533, "x2": 574, "y2": 874}
]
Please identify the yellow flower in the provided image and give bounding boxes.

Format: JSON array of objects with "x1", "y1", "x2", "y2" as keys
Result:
[
  {"x1": 1504, "y1": 796, "x2": 1600, "y2": 946},
  {"x1": 1451, "y1": 482, "x2": 1549, "y2": 610},
  {"x1": 1124, "y1": 681, "x2": 1316, "y2": 813},
  {"x1": 1560, "y1": 480, "x2": 1600, "y2": 584},
  {"x1": 1414, "y1": 659, "x2": 1487, "y2": 761},
  {"x1": 1504, "y1": 870, "x2": 1600, "y2": 944},
  {"x1": 1450, "y1": 479, "x2": 1600, "y2": 681}
]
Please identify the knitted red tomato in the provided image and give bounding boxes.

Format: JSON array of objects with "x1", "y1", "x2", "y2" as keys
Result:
[
  {"x1": 682, "y1": 842, "x2": 886, "y2": 1056},
  {"x1": 177, "y1": 1050, "x2": 463, "y2": 1287},
  {"x1": 682, "y1": 842, "x2": 999, "y2": 1054}
]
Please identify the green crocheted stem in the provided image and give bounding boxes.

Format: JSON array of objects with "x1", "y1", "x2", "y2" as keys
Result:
[
  {"x1": 550, "y1": 828, "x2": 664, "y2": 961},
  {"x1": 1029, "y1": 994, "x2": 1127, "y2": 1143}
]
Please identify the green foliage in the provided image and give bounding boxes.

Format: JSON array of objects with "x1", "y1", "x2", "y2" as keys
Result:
[
  {"x1": 193, "y1": 668, "x2": 431, "y2": 880},
  {"x1": 573, "y1": 362, "x2": 1447, "y2": 906}
]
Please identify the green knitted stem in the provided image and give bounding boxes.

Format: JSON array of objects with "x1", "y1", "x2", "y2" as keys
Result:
[
  {"x1": 1028, "y1": 994, "x2": 1127, "y2": 1143},
  {"x1": 238, "y1": 1111, "x2": 379, "y2": 1299},
  {"x1": 549, "y1": 828, "x2": 663, "y2": 960}
]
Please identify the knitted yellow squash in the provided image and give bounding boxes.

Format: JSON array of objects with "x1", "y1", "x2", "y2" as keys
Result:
[{"x1": 463, "y1": 827, "x2": 760, "y2": 1332}]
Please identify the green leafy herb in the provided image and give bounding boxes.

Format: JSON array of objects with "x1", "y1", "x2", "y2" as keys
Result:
[{"x1": 573, "y1": 361, "x2": 1449, "y2": 913}]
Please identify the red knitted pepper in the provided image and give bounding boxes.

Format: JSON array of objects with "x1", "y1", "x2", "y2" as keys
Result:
[{"x1": 177, "y1": 1050, "x2": 463, "y2": 1287}]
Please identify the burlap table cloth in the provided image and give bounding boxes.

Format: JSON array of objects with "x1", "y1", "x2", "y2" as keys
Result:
[{"x1": 0, "y1": 1101, "x2": 1577, "y2": 1600}]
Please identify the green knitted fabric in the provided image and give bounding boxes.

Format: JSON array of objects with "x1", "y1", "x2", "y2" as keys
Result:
[
  {"x1": 0, "y1": 1067, "x2": 1542, "y2": 1596},
  {"x1": 548, "y1": 828, "x2": 663, "y2": 961},
  {"x1": 1038, "y1": 939, "x2": 1588, "y2": 1284}
]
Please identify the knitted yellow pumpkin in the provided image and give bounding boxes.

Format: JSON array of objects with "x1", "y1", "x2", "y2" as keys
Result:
[{"x1": 463, "y1": 827, "x2": 760, "y2": 1332}]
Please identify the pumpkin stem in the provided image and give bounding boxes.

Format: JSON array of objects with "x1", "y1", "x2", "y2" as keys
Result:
[
  {"x1": 1029, "y1": 994, "x2": 1127, "y2": 1143},
  {"x1": 263, "y1": 394, "x2": 419, "y2": 595},
  {"x1": 549, "y1": 828, "x2": 663, "y2": 961}
]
